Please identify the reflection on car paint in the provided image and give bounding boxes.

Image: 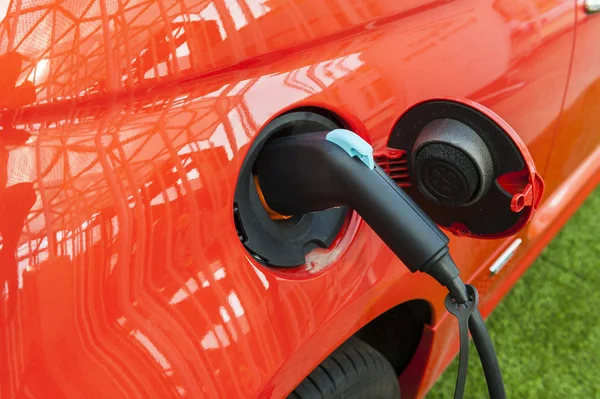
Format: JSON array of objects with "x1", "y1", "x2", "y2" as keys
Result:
[{"x1": 0, "y1": 0, "x2": 593, "y2": 398}]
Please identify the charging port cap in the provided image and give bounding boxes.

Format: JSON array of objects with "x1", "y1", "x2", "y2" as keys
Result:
[{"x1": 386, "y1": 98, "x2": 544, "y2": 238}]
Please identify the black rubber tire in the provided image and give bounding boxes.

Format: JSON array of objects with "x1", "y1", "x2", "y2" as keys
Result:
[{"x1": 287, "y1": 337, "x2": 401, "y2": 399}]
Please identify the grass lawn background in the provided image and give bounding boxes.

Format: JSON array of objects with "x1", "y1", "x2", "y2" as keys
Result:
[{"x1": 427, "y1": 187, "x2": 600, "y2": 398}]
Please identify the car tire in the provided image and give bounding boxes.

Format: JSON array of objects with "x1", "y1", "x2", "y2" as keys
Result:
[{"x1": 287, "y1": 337, "x2": 401, "y2": 399}]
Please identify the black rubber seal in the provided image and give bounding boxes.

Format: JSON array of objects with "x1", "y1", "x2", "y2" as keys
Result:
[{"x1": 233, "y1": 110, "x2": 348, "y2": 267}]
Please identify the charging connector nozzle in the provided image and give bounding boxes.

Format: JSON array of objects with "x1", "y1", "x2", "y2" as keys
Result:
[{"x1": 257, "y1": 130, "x2": 454, "y2": 282}]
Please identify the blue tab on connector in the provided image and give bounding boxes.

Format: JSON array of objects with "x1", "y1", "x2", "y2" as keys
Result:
[{"x1": 326, "y1": 129, "x2": 375, "y2": 170}]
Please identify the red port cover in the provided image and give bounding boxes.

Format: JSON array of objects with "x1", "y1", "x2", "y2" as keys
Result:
[{"x1": 384, "y1": 97, "x2": 544, "y2": 239}]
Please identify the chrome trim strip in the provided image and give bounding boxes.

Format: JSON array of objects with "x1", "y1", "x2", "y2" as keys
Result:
[
  {"x1": 585, "y1": 0, "x2": 600, "y2": 14},
  {"x1": 489, "y1": 238, "x2": 522, "y2": 276}
]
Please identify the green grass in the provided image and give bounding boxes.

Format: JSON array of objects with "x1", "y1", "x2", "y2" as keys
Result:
[{"x1": 427, "y1": 187, "x2": 600, "y2": 399}]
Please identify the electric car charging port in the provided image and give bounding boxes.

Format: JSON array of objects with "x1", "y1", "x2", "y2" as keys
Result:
[{"x1": 233, "y1": 108, "x2": 351, "y2": 268}]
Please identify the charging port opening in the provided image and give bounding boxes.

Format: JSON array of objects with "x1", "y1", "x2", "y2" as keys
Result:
[{"x1": 233, "y1": 108, "x2": 350, "y2": 268}]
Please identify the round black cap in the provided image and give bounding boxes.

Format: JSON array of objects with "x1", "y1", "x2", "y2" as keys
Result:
[{"x1": 414, "y1": 143, "x2": 479, "y2": 207}]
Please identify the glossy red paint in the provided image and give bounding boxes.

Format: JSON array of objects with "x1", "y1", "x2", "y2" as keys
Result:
[{"x1": 0, "y1": 1, "x2": 596, "y2": 399}]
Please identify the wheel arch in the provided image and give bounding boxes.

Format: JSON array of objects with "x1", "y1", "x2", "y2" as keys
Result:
[{"x1": 353, "y1": 299, "x2": 433, "y2": 377}]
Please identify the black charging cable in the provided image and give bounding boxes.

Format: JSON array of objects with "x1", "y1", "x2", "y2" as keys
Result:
[
  {"x1": 255, "y1": 130, "x2": 506, "y2": 399},
  {"x1": 446, "y1": 279, "x2": 505, "y2": 399},
  {"x1": 445, "y1": 281, "x2": 477, "y2": 399}
]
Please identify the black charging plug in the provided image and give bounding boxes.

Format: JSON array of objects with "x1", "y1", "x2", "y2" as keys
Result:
[{"x1": 257, "y1": 131, "x2": 462, "y2": 290}]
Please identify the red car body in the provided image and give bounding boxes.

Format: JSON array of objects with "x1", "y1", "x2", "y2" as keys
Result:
[{"x1": 0, "y1": 0, "x2": 599, "y2": 397}]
